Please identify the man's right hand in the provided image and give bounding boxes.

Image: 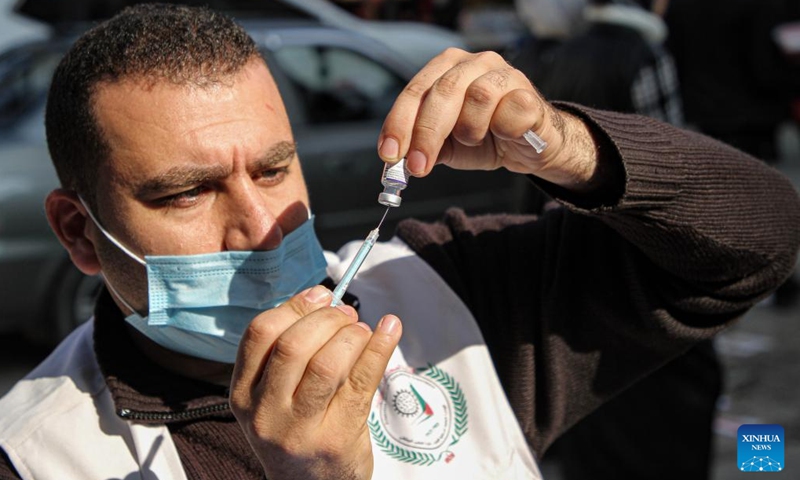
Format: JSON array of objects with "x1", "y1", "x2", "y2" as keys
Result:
[
  {"x1": 378, "y1": 48, "x2": 604, "y2": 194},
  {"x1": 230, "y1": 285, "x2": 402, "y2": 480}
]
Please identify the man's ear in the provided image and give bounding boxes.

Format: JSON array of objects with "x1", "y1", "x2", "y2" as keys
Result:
[{"x1": 45, "y1": 189, "x2": 102, "y2": 276}]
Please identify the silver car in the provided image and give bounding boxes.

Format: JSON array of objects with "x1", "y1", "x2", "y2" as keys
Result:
[{"x1": 0, "y1": 17, "x2": 527, "y2": 345}]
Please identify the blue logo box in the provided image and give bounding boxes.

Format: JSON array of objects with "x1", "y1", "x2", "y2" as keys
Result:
[{"x1": 738, "y1": 424, "x2": 784, "y2": 472}]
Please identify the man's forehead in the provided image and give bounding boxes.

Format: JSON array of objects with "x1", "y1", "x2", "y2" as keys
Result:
[
  {"x1": 91, "y1": 59, "x2": 276, "y2": 117},
  {"x1": 93, "y1": 62, "x2": 285, "y2": 144},
  {"x1": 90, "y1": 58, "x2": 289, "y2": 170}
]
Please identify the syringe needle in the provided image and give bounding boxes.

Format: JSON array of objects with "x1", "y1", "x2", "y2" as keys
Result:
[
  {"x1": 377, "y1": 206, "x2": 390, "y2": 230},
  {"x1": 330, "y1": 168, "x2": 397, "y2": 306},
  {"x1": 329, "y1": 208, "x2": 391, "y2": 306}
]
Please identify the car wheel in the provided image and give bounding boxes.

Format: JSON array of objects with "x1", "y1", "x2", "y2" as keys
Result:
[{"x1": 26, "y1": 262, "x2": 103, "y2": 346}]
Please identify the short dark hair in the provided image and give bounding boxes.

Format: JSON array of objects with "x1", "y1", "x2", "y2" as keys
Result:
[{"x1": 45, "y1": 3, "x2": 260, "y2": 207}]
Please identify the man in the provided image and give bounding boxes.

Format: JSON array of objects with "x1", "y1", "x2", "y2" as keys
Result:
[{"x1": 1, "y1": 4, "x2": 798, "y2": 480}]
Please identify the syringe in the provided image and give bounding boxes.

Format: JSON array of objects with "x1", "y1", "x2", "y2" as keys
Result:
[
  {"x1": 330, "y1": 158, "x2": 408, "y2": 307},
  {"x1": 328, "y1": 129, "x2": 546, "y2": 307},
  {"x1": 330, "y1": 207, "x2": 390, "y2": 307}
]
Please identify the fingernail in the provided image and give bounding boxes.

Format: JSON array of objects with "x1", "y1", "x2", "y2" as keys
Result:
[
  {"x1": 379, "y1": 137, "x2": 399, "y2": 160},
  {"x1": 336, "y1": 304, "x2": 357, "y2": 318},
  {"x1": 355, "y1": 322, "x2": 371, "y2": 332},
  {"x1": 377, "y1": 315, "x2": 400, "y2": 335},
  {"x1": 406, "y1": 150, "x2": 426, "y2": 175},
  {"x1": 304, "y1": 285, "x2": 330, "y2": 303}
]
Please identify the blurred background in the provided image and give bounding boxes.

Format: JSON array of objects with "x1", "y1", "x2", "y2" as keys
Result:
[{"x1": 0, "y1": 1, "x2": 798, "y2": 479}]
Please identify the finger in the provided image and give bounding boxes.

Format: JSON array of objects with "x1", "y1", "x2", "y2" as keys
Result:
[
  {"x1": 292, "y1": 322, "x2": 373, "y2": 419},
  {"x1": 437, "y1": 134, "x2": 498, "y2": 172},
  {"x1": 407, "y1": 51, "x2": 511, "y2": 177},
  {"x1": 453, "y1": 68, "x2": 535, "y2": 148},
  {"x1": 230, "y1": 285, "x2": 332, "y2": 404},
  {"x1": 489, "y1": 87, "x2": 548, "y2": 142},
  {"x1": 332, "y1": 315, "x2": 403, "y2": 425},
  {"x1": 259, "y1": 304, "x2": 359, "y2": 402},
  {"x1": 444, "y1": 88, "x2": 550, "y2": 173},
  {"x1": 378, "y1": 48, "x2": 471, "y2": 165},
  {"x1": 490, "y1": 89, "x2": 559, "y2": 174}
]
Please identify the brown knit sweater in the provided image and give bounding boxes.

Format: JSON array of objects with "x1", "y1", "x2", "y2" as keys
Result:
[{"x1": 2, "y1": 105, "x2": 798, "y2": 479}]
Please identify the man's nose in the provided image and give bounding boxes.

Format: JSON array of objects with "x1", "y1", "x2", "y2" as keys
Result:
[{"x1": 222, "y1": 181, "x2": 283, "y2": 251}]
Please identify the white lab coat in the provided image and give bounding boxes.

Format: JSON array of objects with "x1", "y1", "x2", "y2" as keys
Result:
[{"x1": 0, "y1": 237, "x2": 541, "y2": 479}]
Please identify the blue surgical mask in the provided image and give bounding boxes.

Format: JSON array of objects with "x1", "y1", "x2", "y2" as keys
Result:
[{"x1": 81, "y1": 198, "x2": 328, "y2": 363}]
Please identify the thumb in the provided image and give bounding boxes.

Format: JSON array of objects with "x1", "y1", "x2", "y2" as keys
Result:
[{"x1": 335, "y1": 315, "x2": 402, "y2": 417}]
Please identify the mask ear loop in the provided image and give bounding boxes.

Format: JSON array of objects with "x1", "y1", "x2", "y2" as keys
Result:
[
  {"x1": 78, "y1": 196, "x2": 146, "y2": 266},
  {"x1": 77, "y1": 196, "x2": 146, "y2": 316},
  {"x1": 101, "y1": 272, "x2": 140, "y2": 316}
]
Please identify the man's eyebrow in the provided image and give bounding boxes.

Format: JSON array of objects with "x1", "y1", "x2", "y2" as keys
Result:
[
  {"x1": 135, "y1": 164, "x2": 229, "y2": 199},
  {"x1": 249, "y1": 141, "x2": 297, "y2": 172},
  {"x1": 134, "y1": 142, "x2": 297, "y2": 199}
]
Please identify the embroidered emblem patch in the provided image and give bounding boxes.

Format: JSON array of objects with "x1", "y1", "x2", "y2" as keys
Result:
[{"x1": 369, "y1": 364, "x2": 468, "y2": 466}]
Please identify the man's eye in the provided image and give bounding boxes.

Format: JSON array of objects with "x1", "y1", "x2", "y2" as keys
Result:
[
  {"x1": 259, "y1": 167, "x2": 288, "y2": 185},
  {"x1": 157, "y1": 186, "x2": 208, "y2": 207}
]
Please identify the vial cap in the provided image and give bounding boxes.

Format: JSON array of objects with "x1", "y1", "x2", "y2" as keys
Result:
[{"x1": 378, "y1": 192, "x2": 402, "y2": 207}]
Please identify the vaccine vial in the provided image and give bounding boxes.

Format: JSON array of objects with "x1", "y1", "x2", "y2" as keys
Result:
[{"x1": 378, "y1": 157, "x2": 410, "y2": 207}]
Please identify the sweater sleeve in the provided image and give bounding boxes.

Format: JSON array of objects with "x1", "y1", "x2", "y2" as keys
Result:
[
  {"x1": 395, "y1": 106, "x2": 800, "y2": 458},
  {"x1": 0, "y1": 450, "x2": 21, "y2": 480}
]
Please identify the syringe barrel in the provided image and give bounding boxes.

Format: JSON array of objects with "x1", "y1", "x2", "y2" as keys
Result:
[
  {"x1": 378, "y1": 158, "x2": 410, "y2": 207},
  {"x1": 330, "y1": 228, "x2": 380, "y2": 306}
]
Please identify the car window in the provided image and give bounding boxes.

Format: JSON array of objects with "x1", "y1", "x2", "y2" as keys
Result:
[
  {"x1": 271, "y1": 45, "x2": 404, "y2": 124},
  {"x1": 0, "y1": 48, "x2": 62, "y2": 128}
]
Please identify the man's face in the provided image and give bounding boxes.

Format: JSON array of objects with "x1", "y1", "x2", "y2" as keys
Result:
[{"x1": 88, "y1": 58, "x2": 309, "y2": 312}]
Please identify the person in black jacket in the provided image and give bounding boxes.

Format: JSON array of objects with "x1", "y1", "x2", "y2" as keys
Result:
[{"x1": 511, "y1": 1, "x2": 728, "y2": 479}]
